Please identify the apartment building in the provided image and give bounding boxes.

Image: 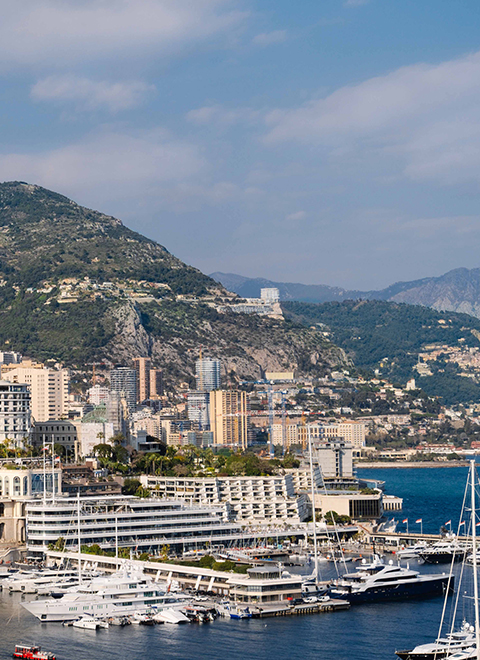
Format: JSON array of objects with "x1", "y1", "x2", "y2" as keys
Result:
[
  {"x1": 140, "y1": 474, "x2": 309, "y2": 523},
  {"x1": 0, "y1": 381, "x2": 31, "y2": 447},
  {"x1": 209, "y1": 390, "x2": 249, "y2": 450},
  {"x1": 3, "y1": 366, "x2": 69, "y2": 422}
]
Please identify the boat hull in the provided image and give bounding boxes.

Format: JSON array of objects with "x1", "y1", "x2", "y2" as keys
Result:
[
  {"x1": 420, "y1": 551, "x2": 467, "y2": 564},
  {"x1": 329, "y1": 574, "x2": 453, "y2": 604}
]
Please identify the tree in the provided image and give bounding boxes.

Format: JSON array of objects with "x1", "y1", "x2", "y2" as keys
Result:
[{"x1": 122, "y1": 478, "x2": 141, "y2": 495}]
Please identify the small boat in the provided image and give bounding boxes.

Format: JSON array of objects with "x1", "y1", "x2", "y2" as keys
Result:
[
  {"x1": 72, "y1": 616, "x2": 98, "y2": 630},
  {"x1": 129, "y1": 613, "x2": 154, "y2": 625},
  {"x1": 153, "y1": 608, "x2": 190, "y2": 624},
  {"x1": 13, "y1": 645, "x2": 56, "y2": 659},
  {"x1": 107, "y1": 616, "x2": 130, "y2": 626}
]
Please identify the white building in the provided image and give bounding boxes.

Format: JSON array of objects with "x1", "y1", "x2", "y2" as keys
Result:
[
  {"x1": 0, "y1": 381, "x2": 31, "y2": 447},
  {"x1": 3, "y1": 366, "x2": 69, "y2": 422},
  {"x1": 26, "y1": 495, "x2": 241, "y2": 555},
  {"x1": 140, "y1": 474, "x2": 310, "y2": 523},
  {"x1": 260, "y1": 288, "x2": 280, "y2": 303},
  {"x1": 187, "y1": 391, "x2": 210, "y2": 427},
  {"x1": 314, "y1": 440, "x2": 354, "y2": 478},
  {"x1": 87, "y1": 385, "x2": 110, "y2": 406}
]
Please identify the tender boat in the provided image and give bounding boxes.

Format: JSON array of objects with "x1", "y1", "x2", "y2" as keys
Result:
[
  {"x1": 328, "y1": 556, "x2": 453, "y2": 603},
  {"x1": 12, "y1": 645, "x2": 56, "y2": 660}
]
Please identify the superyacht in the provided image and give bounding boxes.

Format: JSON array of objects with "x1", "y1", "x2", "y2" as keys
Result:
[
  {"x1": 22, "y1": 563, "x2": 188, "y2": 622},
  {"x1": 328, "y1": 556, "x2": 453, "y2": 603}
]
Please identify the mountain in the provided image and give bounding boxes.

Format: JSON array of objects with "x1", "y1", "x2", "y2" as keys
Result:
[
  {"x1": 283, "y1": 299, "x2": 480, "y2": 404},
  {"x1": 211, "y1": 268, "x2": 480, "y2": 319},
  {"x1": 209, "y1": 272, "x2": 363, "y2": 303},
  {"x1": 0, "y1": 182, "x2": 348, "y2": 384}
]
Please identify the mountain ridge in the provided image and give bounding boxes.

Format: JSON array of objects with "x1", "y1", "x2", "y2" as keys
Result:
[
  {"x1": 210, "y1": 267, "x2": 480, "y2": 319},
  {"x1": 0, "y1": 181, "x2": 348, "y2": 384}
]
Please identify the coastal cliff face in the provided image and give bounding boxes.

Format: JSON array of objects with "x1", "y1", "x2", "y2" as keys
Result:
[
  {"x1": 0, "y1": 181, "x2": 349, "y2": 382},
  {"x1": 108, "y1": 300, "x2": 349, "y2": 386}
]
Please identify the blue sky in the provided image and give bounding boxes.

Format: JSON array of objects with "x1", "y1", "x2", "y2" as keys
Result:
[{"x1": 2, "y1": 0, "x2": 480, "y2": 289}]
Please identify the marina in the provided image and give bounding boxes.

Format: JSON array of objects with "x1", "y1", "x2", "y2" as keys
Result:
[{"x1": 0, "y1": 464, "x2": 476, "y2": 659}]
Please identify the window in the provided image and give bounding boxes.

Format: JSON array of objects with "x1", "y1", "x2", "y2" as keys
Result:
[
  {"x1": 4, "y1": 478, "x2": 9, "y2": 496},
  {"x1": 23, "y1": 476, "x2": 28, "y2": 496},
  {"x1": 13, "y1": 476, "x2": 20, "y2": 496}
]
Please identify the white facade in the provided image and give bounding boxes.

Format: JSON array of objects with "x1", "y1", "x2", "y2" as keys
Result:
[
  {"x1": 75, "y1": 421, "x2": 115, "y2": 457},
  {"x1": 26, "y1": 496, "x2": 240, "y2": 554},
  {"x1": 260, "y1": 287, "x2": 280, "y2": 303},
  {"x1": 87, "y1": 385, "x2": 110, "y2": 405},
  {"x1": 3, "y1": 367, "x2": 69, "y2": 422},
  {"x1": 0, "y1": 381, "x2": 31, "y2": 447},
  {"x1": 140, "y1": 474, "x2": 309, "y2": 523},
  {"x1": 187, "y1": 391, "x2": 210, "y2": 427},
  {"x1": 314, "y1": 440, "x2": 354, "y2": 478},
  {"x1": 0, "y1": 465, "x2": 61, "y2": 544}
]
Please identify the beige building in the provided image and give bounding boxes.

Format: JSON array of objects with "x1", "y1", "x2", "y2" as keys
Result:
[
  {"x1": 3, "y1": 366, "x2": 69, "y2": 422},
  {"x1": 271, "y1": 422, "x2": 298, "y2": 448},
  {"x1": 209, "y1": 390, "x2": 249, "y2": 450},
  {"x1": 133, "y1": 357, "x2": 151, "y2": 403},
  {"x1": 308, "y1": 421, "x2": 366, "y2": 449}
]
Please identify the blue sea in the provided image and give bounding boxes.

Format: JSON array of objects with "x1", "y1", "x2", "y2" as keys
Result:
[{"x1": 0, "y1": 466, "x2": 475, "y2": 660}]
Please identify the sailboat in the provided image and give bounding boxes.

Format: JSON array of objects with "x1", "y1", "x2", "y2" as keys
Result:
[{"x1": 395, "y1": 460, "x2": 480, "y2": 660}]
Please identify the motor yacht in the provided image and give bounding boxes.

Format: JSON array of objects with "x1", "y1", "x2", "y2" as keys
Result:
[
  {"x1": 22, "y1": 563, "x2": 189, "y2": 622},
  {"x1": 328, "y1": 556, "x2": 453, "y2": 603},
  {"x1": 395, "y1": 620, "x2": 476, "y2": 659}
]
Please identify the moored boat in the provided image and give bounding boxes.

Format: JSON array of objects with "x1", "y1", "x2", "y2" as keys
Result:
[
  {"x1": 13, "y1": 645, "x2": 56, "y2": 659},
  {"x1": 329, "y1": 556, "x2": 453, "y2": 604}
]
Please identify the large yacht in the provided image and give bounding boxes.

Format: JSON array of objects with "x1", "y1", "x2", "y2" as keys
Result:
[
  {"x1": 22, "y1": 563, "x2": 188, "y2": 622},
  {"x1": 328, "y1": 556, "x2": 453, "y2": 603}
]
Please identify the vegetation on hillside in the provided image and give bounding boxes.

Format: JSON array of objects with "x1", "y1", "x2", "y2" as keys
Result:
[{"x1": 283, "y1": 300, "x2": 480, "y2": 404}]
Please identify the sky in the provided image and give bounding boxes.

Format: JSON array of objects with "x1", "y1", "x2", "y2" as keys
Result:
[{"x1": 1, "y1": 0, "x2": 480, "y2": 289}]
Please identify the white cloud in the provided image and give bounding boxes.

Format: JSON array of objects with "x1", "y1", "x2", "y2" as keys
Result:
[
  {"x1": 0, "y1": 0, "x2": 247, "y2": 70},
  {"x1": 252, "y1": 30, "x2": 287, "y2": 46},
  {"x1": 31, "y1": 75, "x2": 154, "y2": 112},
  {"x1": 0, "y1": 128, "x2": 205, "y2": 200},
  {"x1": 186, "y1": 104, "x2": 260, "y2": 126},
  {"x1": 285, "y1": 210, "x2": 307, "y2": 222},
  {"x1": 263, "y1": 51, "x2": 480, "y2": 185}
]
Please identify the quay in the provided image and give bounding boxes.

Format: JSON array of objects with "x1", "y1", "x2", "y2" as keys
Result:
[{"x1": 356, "y1": 460, "x2": 469, "y2": 469}]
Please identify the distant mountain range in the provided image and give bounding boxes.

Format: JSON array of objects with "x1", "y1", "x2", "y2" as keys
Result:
[{"x1": 210, "y1": 268, "x2": 480, "y2": 319}]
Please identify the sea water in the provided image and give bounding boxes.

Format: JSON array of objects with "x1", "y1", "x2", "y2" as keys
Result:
[{"x1": 0, "y1": 466, "x2": 473, "y2": 660}]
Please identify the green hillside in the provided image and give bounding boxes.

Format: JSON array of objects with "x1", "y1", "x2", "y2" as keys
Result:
[
  {"x1": 0, "y1": 182, "x2": 347, "y2": 382},
  {"x1": 283, "y1": 300, "x2": 480, "y2": 404}
]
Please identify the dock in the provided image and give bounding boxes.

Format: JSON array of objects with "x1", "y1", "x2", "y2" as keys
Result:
[{"x1": 250, "y1": 599, "x2": 350, "y2": 618}]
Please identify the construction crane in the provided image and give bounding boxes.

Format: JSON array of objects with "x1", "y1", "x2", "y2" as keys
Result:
[{"x1": 268, "y1": 384, "x2": 275, "y2": 458}]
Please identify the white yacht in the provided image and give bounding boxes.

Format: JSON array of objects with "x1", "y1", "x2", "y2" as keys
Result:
[
  {"x1": 329, "y1": 556, "x2": 453, "y2": 603},
  {"x1": 395, "y1": 621, "x2": 476, "y2": 659},
  {"x1": 22, "y1": 563, "x2": 189, "y2": 622}
]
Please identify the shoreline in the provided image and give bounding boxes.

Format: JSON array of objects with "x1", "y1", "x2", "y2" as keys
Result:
[{"x1": 355, "y1": 460, "x2": 470, "y2": 469}]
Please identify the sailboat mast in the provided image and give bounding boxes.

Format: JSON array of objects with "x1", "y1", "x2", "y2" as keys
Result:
[
  {"x1": 308, "y1": 428, "x2": 319, "y2": 587},
  {"x1": 470, "y1": 460, "x2": 480, "y2": 660},
  {"x1": 77, "y1": 492, "x2": 82, "y2": 585}
]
